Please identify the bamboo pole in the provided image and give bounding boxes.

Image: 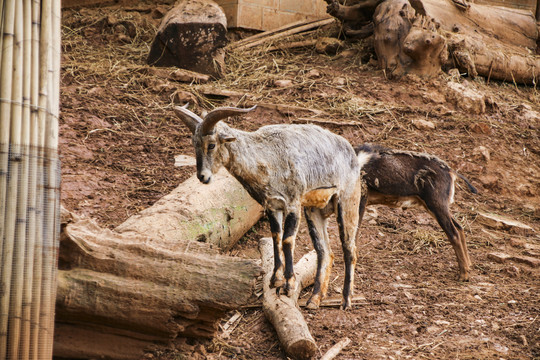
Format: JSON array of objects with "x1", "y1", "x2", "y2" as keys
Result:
[
  {"x1": 35, "y1": 0, "x2": 52, "y2": 354},
  {"x1": 2, "y1": 1, "x2": 27, "y2": 360},
  {"x1": 28, "y1": 2, "x2": 44, "y2": 358},
  {"x1": 45, "y1": 0, "x2": 61, "y2": 356},
  {"x1": 0, "y1": 0, "x2": 18, "y2": 357},
  {"x1": 39, "y1": 0, "x2": 61, "y2": 356},
  {"x1": 20, "y1": 2, "x2": 40, "y2": 357},
  {"x1": 8, "y1": 0, "x2": 32, "y2": 360}
]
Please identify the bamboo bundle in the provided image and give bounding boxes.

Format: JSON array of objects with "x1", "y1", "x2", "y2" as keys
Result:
[{"x1": 0, "y1": 0, "x2": 61, "y2": 358}]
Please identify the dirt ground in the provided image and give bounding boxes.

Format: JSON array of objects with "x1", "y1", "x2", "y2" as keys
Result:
[{"x1": 59, "y1": 2, "x2": 539, "y2": 359}]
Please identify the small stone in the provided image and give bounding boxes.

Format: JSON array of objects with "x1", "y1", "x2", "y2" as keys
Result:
[
  {"x1": 487, "y1": 252, "x2": 511, "y2": 264},
  {"x1": 445, "y1": 81, "x2": 486, "y2": 114},
  {"x1": 173, "y1": 90, "x2": 198, "y2": 105},
  {"x1": 473, "y1": 146, "x2": 490, "y2": 161},
  {"x1": 88, "y1": 87, "x2": 103, "y2": 95},
  {"x1": 306, "y1": 69, "x2": 321, "y2": 78},
  {"x1": 274, "y1": 79, "x2": 293, "y2": 88},
  {"x1": 477, "y1": 211, "x2": 534, "y2": 233},
  {"x1": 412, "y1": 118, "x2": 435, "y2": 130},
  {"x1": 478, "y1": 175, "x2": 498, "y2": 188},
  {"x1": 469, "y1": 122, "x2": 492, "y2": 135},
  {"x1": 333, "y1": 77, "x2": 347, "y2": 86}
]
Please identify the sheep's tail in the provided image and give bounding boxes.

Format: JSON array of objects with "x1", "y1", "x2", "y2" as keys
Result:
[{"x1": 456, "y1": 172, "x2": 478, "y2": 194}]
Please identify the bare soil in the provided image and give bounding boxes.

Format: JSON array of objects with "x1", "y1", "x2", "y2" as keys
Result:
[{"x1": 60, "y1": 3, "x2": 539, "y2": 360}]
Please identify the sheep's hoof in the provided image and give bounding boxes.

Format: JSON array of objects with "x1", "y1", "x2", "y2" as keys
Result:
[
  {"x1": 306, "y1": 295, "x2": 321, "y2": 310},
  {"x1": 340, "y1": 297, "x2": 351, "y2": 310},
  {"x1": 270, "y1": 275, "x2": 285, "y2": 289},
  {"x1": 282, "y1": 278, "x2": 296, "y2": 297}
]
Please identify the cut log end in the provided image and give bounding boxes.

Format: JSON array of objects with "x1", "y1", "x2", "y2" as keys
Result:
[{"x1": 286, "y1": 339, "x2": 318, "y2": 360}]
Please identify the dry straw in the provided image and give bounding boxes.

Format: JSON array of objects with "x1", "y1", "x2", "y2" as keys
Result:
[{"x1": 0, "y1": 0, "x2": 61, "y2": 358}]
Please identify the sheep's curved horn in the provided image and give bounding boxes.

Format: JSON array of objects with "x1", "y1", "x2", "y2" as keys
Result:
[
  {"x1": 201, "y1": 105, "x2": 257, "y2": 135},
  {"x1": 173, "y1": 104, "x2": 203, "y2": 134}
]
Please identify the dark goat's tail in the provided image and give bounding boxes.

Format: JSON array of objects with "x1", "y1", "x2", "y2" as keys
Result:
[{"x1": 456, "y1": 172, "x2": 478, "y2": 194}]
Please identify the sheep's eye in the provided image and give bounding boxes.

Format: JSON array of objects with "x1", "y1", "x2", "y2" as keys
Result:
[{"x1": 208, "y1": 143, "x2": 216, "y2": 151}]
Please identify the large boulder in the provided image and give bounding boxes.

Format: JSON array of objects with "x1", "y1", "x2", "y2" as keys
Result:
[{"x1": 147, "y1": 0, "x2": 227, "y2": 78}]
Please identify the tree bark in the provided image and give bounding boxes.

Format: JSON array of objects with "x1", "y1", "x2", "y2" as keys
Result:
[
  {"x1": 115, "y1": 168, "x2": 264, "y2": 252},
  {"x1": 54, "y1": 220, "x2": 261, "y2": 358},
  {"x1": 259, "y1": 237, "x2": 318, "y2": 360}
]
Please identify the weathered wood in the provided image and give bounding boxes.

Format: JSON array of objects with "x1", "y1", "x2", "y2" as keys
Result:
[
  {"x1": 372, "y1": 0, "x2": 415, "y2": 76},
  {"x1": 328, "y1": 0, "x2": 540, "y2": 83},
  {"x1": 229, "y1": 18, "x2": 329, "y2": 49},
  {"x1": 415, "y1": 0, "x2": 537, "y2": 51},
  {"x1": 403, "y1": 15, "x2": 447, "y2": 77},
  {"x1": 320, "y1": 337, "x2": 351, "y2": 360},
  {"x1": 115, "y1": 168, "x2": 264, "y2": 252},
  {"x1": 259, "y1": 237, "x2": 318, "y2": 360},
  {"x1": 54, "y1": 219, "x2": 261, "y2": 358},
  {"x1": 146, "y1": 0, "x2": 227, "y2": 77},
  {"x1": 232, "y1": 18, "x2": 335, "y2": 51}
]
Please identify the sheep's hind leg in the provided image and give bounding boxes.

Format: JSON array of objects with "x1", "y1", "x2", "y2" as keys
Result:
[
  {"x1": 268, "y1": 210, "x2": 285, "y2": 289},
  {"x1": 427, "y1": 203, "x2": 470, "y2": 281},
  {"x1": 304, "y1": 207, "x2": 334, "y2": 309},
  {"x1": 281, "y1": 210, "x2": 300, "y2": 296},
  {"x1": 453, "y1": 216, "x2": 473, "y2": 276}
]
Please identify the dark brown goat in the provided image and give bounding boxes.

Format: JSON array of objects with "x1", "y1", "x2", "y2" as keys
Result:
[{"x1": 355, "y1": 144, "x2": 477, "y2": 281}]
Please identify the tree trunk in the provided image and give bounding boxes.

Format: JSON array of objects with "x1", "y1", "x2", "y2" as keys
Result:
[
  {"x1": 54, "y1": 169, "x2": 264, "y2": 359},
  {"x1": 259, "y1": 237, "x2": 318, "y2": 360}
]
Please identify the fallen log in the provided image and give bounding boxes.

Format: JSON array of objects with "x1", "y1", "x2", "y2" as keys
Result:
[
  {"x1": 259, "y1": 237, "x2": 318, "y2": 360},
  {"x1": 54, "y1": 219, "x2": 261, "y2": 359},
  {"x1": 115, "y1": 168, "x2": 263, "y2": 252}
]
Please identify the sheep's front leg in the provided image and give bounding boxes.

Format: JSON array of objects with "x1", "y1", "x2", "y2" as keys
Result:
[
  {"x1": 268, "y1": 210, "x2": 285, "y2": 289},
  {"x1": 281, "y1": 210, "x2": 300, "y2": 296}
]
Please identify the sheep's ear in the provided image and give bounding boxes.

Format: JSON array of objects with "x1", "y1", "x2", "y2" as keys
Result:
[
  {"x1": 201, "y1": 105, "x2": 257, "y2": 135},
  {"x1": 173, "y1": 104, "x2": 203, "y2": 134},
  {"x1": 219, "y1": 134, "x2": 236, "y2": 143}
]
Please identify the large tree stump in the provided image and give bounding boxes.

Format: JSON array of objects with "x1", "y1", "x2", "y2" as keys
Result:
[
  {"x1": 54, "y1": 170, "x2": 264, "y2": 359},
  {"x1": 146, "y1": 0, "x2": 228, "y2": 78}
]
